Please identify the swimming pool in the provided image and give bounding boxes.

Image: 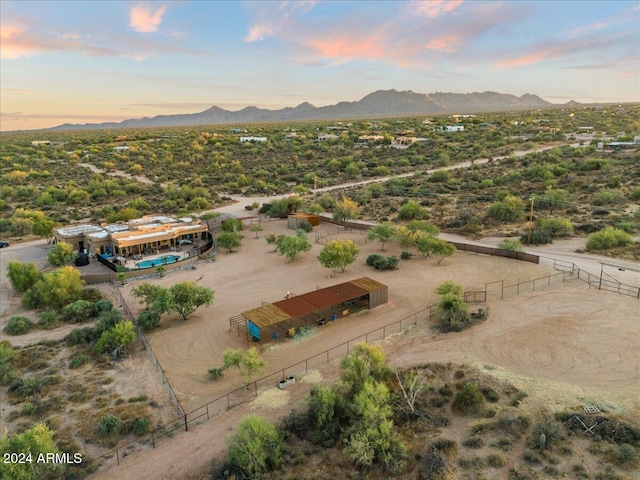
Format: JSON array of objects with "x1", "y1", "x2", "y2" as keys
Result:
[{"x1": 136, "y1": 255, "x2": 181, "y2": 269}]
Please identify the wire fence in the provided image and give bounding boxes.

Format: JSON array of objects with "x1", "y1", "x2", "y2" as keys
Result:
[
  {"x1": 95, "y1": 298, "x2": 439, "y2": 469},
  {"x1": 96, "y1": 254, "x2": 637, "y2": 470}
]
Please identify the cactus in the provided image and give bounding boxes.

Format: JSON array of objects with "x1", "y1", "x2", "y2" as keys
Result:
[{"x1": 539, "y1": 433, "x2": 546, "y2": 452}]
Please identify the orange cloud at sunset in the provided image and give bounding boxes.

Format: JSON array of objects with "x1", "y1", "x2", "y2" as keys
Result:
[
  {"x1": 423, "y1": 35, "x2": 461, "y2": 53},
  {"x1": 1, "y1": 25, "x2": 41, "y2": 59},
  {"x1": 130, "y1": 3, "x2": 167, "y2": 33},
  {"x1": 308, "y1": 35, "x2": 386, "y2": 63}
]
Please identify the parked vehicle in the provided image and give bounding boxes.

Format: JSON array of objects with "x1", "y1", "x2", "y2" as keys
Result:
[{"x1": 0, "y1": 241, "x2": 9, "y2": 248}]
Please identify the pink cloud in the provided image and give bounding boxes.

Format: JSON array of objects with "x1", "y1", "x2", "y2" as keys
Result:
[
  {"x1": 1, "y1": 25, "x2": 40, "y2": 59},
  {"x1": 423, "y1": 35, "x2": 461, "y2": 53},
  {"x1": 130, "y1": 3, "x2": 168, "y2": 33},
  {"x1": 408, "y1": 0, "x2": 464, "y2": 18},
  {"x1": 308, "y1": 35, "x2": 386, "y2": 62}
]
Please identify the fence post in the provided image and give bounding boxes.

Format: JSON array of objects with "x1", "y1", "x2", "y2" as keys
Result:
[
  {"x1": 206, "y1": 404, "x2": 209, "y2": 420},
  {"x1": 116, "y1": 447, "x2": 120, "y2": 465},
  {"x1": 501, "y1": 280, "x2": 504, "y2": 299},
  {"x1": 184, "y1": 414, "x2": 188, "y2": 432}
]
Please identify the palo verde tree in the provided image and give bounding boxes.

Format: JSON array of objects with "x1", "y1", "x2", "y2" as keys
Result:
[
  {"x1": 158, "y1": 282, "x2": 214, "y2": 321},
  {"x1": 317, "y1": 239, "x2": 359, "y2": 275},
  {"x1": 212, "y1": 347, "x2": 265, "y2": 387},
  {"x1": 435, "y1": 280, "x2": 471, "y2": 331},
  {"x1": 276, "y1": 229, "x2": 312, "y2": 262},
  {"x1": 47, "y1": 241, "x2": 77, "y2": 266},
  {"x1": 0, "y1": 423, "x2": 65, "y2": 480},
  {"x1": 367, "y1": 222, "x2": 396, "y2": 251},
  {"x1": 332, "y1": 196, "x2": 360, "y2": 223},
  {"x1": 6, "y1": 261, "x2": 41, "y2": 293},
  {"x1": 131, "y1": 283, "x2": 164, "y2": 310},
  {"x1": 216, "y1": 231, "x2": 243, "y2": 253}
]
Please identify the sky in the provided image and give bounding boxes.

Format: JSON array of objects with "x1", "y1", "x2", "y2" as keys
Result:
[{"x1": 1, "y1": 0, "x2": 638, "y2": 131}]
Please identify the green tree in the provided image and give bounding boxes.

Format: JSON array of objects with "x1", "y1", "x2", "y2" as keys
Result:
[
  {"x1": 308, "y1": 385, "x2": 341, "y2": 445},
  {"x1": 6, "y1": 261, "x2": 41, "y2": 293},
  {"x1": 339, "y1": 344, "x2": 390, "y2": 398},
  {"x1": 406, "y1": 220, "x2": 440, "y2": 236},
  {"x1": 217, "y1": 231, "x2": 243, "y2": 252},
  {"x1": 226, "y1": 415, "x2": 284, "y2": 477},
  {"x1": 131, "y1": 283, "x2": 165, "y2": 310},
  {"x1": 437, "y1": 293, "x2": 470, "y2": 330},
  {"x1": 432, "y1": 239, "x2": 456, "y2": 265},
  {"x1": 249, "y1": 224, "x2": 264, "y2": 239},
  {"x1": 32, "y1": 218, "x2": 56, "y2": 241},
  {"x1": 317, "y1": 239, "x2": 359, "y2": 274},
  {"x1": 47, "y1": 241, "x2": 77, "y2": 266},
  {"x1": 367, "y1": 222, "x2": 396, "y2": 251},
  {"x1": 221, "y1": 218, "x2": 244, "y2": 232},
  {"x1": 166, "y1": 282, "x2": 214, "y2": 321},
  {"x1": 155, "y1": 265, "x2": 166, "y2": 278},
  {"x1": 34, "y1": 266, "x2": 84, "y2": 309},
  {"x1": 94, "y1": 320, "x2": 137, "y2": 355},
  {"x1": 332, "y1": 196, "x2": 360, "y2": 223},
  {"x1": 265, "y1": 233, "x2": 279, "y2": 251},
  {"x1": 277, "y1": 230, "x2": 312, "y2": 262},
  {"x1": 0, "y1": 423, "x2": 65, "y2": 480},
  {"x1": 435, "y1": 280, "x2": 463, "y2": 297},
  {"x1": 220, "y1": 347, "x2": 265, "y2": 387}
]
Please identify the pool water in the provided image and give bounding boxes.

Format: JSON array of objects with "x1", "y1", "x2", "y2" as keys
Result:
[{"x1": 136, "y1": 255, "x2": 181, "y2": 269}]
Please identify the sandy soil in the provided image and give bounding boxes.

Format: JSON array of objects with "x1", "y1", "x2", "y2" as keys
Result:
[{"x1": 86, "y1": 218, "x2": 639, "y2": 479}]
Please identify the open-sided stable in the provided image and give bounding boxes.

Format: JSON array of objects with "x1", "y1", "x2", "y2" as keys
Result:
[{"x1": 229, "y1": 277, "x2": 388, "y2": 342}]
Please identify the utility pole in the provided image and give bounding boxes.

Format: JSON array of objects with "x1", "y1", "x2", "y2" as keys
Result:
[
  {"x1": 526, "y1": 196, "x2": 535, "y2": 246},
  {"x1": 313, "y1": 176, "x2": 318, "y2": 201}
]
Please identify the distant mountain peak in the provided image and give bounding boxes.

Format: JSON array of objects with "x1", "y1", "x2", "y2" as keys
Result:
[{"x1": 47, "y1": 89, "x2": 557, "y2": 131}]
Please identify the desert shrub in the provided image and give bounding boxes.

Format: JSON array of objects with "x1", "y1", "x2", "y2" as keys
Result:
[
  {"x1": 463, "y1": 437, "x2": 484, "y2": 449},
  {"x1": 485, "y1": 453, "x2": 506, "y2": 468},
  {"x1": 65, "y1": 326, "x2": 98, "y2": 346},
  {"x1": 69, "y1": 353, "x2": 90, "y2": 369},
  {"x1": 481, "y1": 386, "x2": 500, "y2": 403},
  {"x1": 97, "y1": 415, "x2": 122, "y2": 436},
  {"x1": 81, "y1": 287, "x2": 103, "y2": 302},
  {"x1": 93, "y1": 300, "x2": 114, "y2": 315},
  {"x1": 532, "y1": 417, "x2": 564, "y2": 448},
  {"x1": 419, "y1": 450, "x2": 456, "y2": 480},
  {"x1": 21, "y1": 401, "x2": 36, "y2": 415},
  {"x1": 60, "y1": 300, "x2": 95, "y2": 323},
  {"x1": 522, "y1": 228, "x2": 552, "y2": 245},
  {"x1": 592, "y1": 189, "x2": 626, "y2": 206},
  {"x1": 398, "y1": 200, "x2": 429, "y2": 220},
  {"x1": 610, "y1": 443, "x2": 640, "y2": 468},
  {"x1": 95, "y1": 310, "x2": 123, "y2": 334},
  {"x1": 366, "y1": 254, "x2": 398, "y2": 270},
  {"x1": 208, "y1": 367, "x2": 225, "y2": 380},
  {"x1": 132, "y1": 417, "x2": 151, "y2": 436},
  {"x1": 539, "y1": 217, "x2": 574, "y2": 237},
  {"x1": 12, "y1": 376, "x2": 44, "y2": 397},
  {"x1": 579, "y1": 158, "x2": 608, "y2": 171},
  {"x1": 298, "y1": 220, "x2": 313, "y2": 232},
  {"x1": 629, "y1": 186, "x2": 640, "y2": 201},
  {"x1": 498, "y1": 239, "x2": 524, "y2": 252},
  {"x1": 137, "y1": 310, "x2": 160, "y2": 331},
  {"x1": 486, "y1": 196, "x2": 525, "y2": 223},
  {"x1": 226, "y1": 415, "x2": 284, "y2": 477},
  {"x1": 586, "y1": 227, "x2": 633, "y2": 251},
  {"x1": 3, "y1": 316, "x2": 35, "y2": 335},
  {"x1": 38, "y1": 310, "x2": 59, "y2": 329},
  {"x1": 452, "y1": 382, "x2": 485, "y2": 415},
  {"x1": 614, "y1": 222, "x2": 637, "y2": 234},
  {"x1": 510, "y1": 391, "x2": 528, "y2": 407},
  {"x1": 0, "y1": 342, "x2": 18, "y2": 385},
  {"x1": 279, "y1": 409, "x2": 310, "y2": 441},
  {"x1": 400, "y1": 251, "x2": 413, "y2": 259}
]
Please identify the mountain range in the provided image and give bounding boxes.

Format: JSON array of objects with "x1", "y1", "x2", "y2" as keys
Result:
[{"x1": 50, "y1": 90, "x2": 558, "y2": 131}]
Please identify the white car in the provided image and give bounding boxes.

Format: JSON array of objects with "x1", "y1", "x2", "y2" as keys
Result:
[{"x1": 179, "y1": 239, "x2": 192, "y2": 245}]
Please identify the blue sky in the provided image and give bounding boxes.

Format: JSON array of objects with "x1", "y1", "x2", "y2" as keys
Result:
[{"x1": 1, "y1": 0, "x2": 638, "y2": 131}]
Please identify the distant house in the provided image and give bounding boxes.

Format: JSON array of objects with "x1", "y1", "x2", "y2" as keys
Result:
[
  {"x1": 240, "y1": 136, "x2": 267, "y2": 143},
  {"x1": 358, "y1": 135, "x2": 385, "y2": 142},
  {"x1": 31, "y1": 140, "x2": 51, "y2": 146},
  {"x1": 451, "y1": 114, "x2": 476, "y2": 119},
  {"x1": 318, "y1": 134, "x2": 339, "y2": 141},
  {"x1": 230, "y1": 128, "x2": 247, "y2": 133},
  {"x1": 114, "y1": 146, "x2": 130, "y2": 151},
  {"x1": 440, "y1": 125, "x2": 465, "y2": 132}
]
